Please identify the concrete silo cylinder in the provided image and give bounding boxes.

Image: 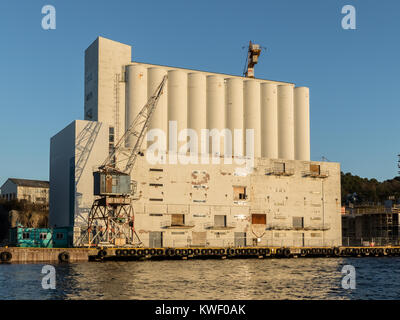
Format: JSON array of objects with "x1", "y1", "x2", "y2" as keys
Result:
[
  {"x1": 147, "y1": 68, "x2": 168, "y2": 150},
  {"x1": 294, "y1": 87, "x2": 310, "y2": 161},
  {"x1": 167, "y1": 70, "x2": 187, "y2": 152},
  {"x1": 188, "y1": 73, "x2": 207, "y2": 155},
  {"x1": 206, "y1": 75, "x2": 225, "y2": 156},
  {"x1": 260, "y1": 83, "x2": 278, "y2": 159},
  {"x1": 126, "y1": 65, "x2": 148, "y2": 148},
  {"x1": 277, "y1": 85, "x2": 295, "y2": 160},
  {"x1": 244, "y1": 80, "x2": 261, "y2": 158},
  {"x1": 226, "y1": 78, "x2": 244, "y2": 156}
]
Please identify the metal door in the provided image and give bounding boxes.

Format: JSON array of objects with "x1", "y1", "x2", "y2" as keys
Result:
[
  {"x1": 234, "y1": 232, "x2": 246, "y2": 247},
  {"x1": 149, "y1": 231, "x2": 163, "y2": 247},
  {"x1": 192, "y1": 232, "x2": 207, "y2": 247},
  {"x1": 294, "y1": 232, "x2": 305, "y2": 247}
]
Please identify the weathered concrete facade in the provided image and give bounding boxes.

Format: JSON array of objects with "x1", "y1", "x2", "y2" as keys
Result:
[
  {"x1": 125, "y1": 156, "x2": 341, "y2": 247},
  {"x1": 49, "y1": 36, "x2": 342, "y2": 247},
  {"x1": 50, "y1": 121, "x2": 341, "y2": 247}
]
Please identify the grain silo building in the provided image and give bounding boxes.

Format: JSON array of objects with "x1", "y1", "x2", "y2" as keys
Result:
[{"x1": 49, "y1": 37, "x2": 341, "y2": 247}]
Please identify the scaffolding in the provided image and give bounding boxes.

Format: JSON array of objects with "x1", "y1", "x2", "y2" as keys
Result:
[{"x1": 342, "y1": 207, "x2": 400, "y2": 246}]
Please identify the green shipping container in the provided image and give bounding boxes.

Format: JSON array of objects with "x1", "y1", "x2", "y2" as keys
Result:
[{"x1": 9, "y1": 226, "x2": 71, "y2": 248}]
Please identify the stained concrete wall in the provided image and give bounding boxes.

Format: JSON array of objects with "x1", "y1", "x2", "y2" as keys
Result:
[
  {"x1": 84, "y1": 37, "x2": 131, "y2": 142},
  {"x1": 49, "y1": 120, "x2": 108, "y2": 234},
  {"x1": 128, "y1": 156, "x2": 341, "y2": 247},
  {"x1": 50, "y1": 122, "x2": 341, "y2": 247},
  {"x1": 50, "y1": 37, "x2": 339, "y2": 248}
]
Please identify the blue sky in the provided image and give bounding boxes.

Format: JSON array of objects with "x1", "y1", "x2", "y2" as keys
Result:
[{"x1": 0, "y1": 0, "x2": 399, "y2": 185}]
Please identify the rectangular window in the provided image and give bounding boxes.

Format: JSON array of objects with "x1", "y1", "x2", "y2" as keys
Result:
[
  {"x1": 292, "y1": 217, "x2": 304, "y2": 229},
  {"x1": 311, "y1": 233, "x2": 322, "y2": 238},
  {"x1": 233, "y1": 186, "x2": 247, "y2": 201},
  {"x1": 112, "y1": 177, "x2": 119, "y2": 186},
  {"x1": 22, "y1": 232, "x2": 30, "y2": 239},
  {"x1": 214, "y1": 215, "x2": 227, "y2": 227},
  {"x1": 149, "y1": 168, "x2": 163, "y2": 172},
  {"x1": 56, "y1": 233, "x2": 64, "y2": 240},
  {"x1": 149, "y1": 183, "x2": 163, "y2": 187},
  {"x1": 149, "y1": 198, "x2": 163, "y2": 202},
  {"x1": 252, "y1": 214, "x2": 266, "y2": 225},
  {"x1": 171, "y1": 214, "x2": 185, "y2": 226},
  {"x1": 39, "y1": 233, "x2": 47, "y2": 240},
  {"x1": 149, "y1": 213, "x2": 163, "y2": 216},
  {"x1": 109, "y1": 127, "x2": 115, "y2": 143}
]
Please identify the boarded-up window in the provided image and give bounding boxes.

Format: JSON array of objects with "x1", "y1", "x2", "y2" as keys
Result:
[
  {"x1": 171, "y1": 214, "x2": 185, "y2": 226},
  {"x1": 252, "y1": 214, "x2": 266, "y2": 225},
  {"x1": 233, "y1": 186, "x2": 247, "y2": 200},
  {"x1": 310, "y1": 164, "x2": 320, "y2": 175},
  {"x1": 192, "y1": 232, "x2": 207, "y2": 247},
  {"x1": 214, "y1": 215, "x2": 226, "y2": 227},
  {"x1": 274, "y1": 162, "x2": 285, "y2": 172},
  {"x1": 292, "y1": 217, "x2": 304, "y2": 229}
]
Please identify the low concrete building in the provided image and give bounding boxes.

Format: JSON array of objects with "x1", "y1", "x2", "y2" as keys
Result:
[{"x1": 0, "y1": 178, "x2": 49, "y2": 204}]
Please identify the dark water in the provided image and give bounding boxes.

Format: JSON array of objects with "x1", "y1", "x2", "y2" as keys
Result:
[{"x1": 1, "y1": 257, "x2": 400, "y2": 300}]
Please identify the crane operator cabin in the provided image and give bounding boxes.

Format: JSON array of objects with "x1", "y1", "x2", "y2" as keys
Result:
[{"x1": 49, "y1": 37, "x2": 341, "y2": 248}]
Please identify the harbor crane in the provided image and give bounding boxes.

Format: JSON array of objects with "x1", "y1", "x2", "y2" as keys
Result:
[{"x1": 84, "y1": 75, "x2": 168, "y2": 247}]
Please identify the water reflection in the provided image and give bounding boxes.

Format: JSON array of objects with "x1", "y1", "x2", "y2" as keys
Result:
[{"x1": 1, "y1": 257, "x2": 400, "y2": 300}]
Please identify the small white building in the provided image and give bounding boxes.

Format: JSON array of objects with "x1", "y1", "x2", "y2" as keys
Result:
[{"x1": 0, "y1": 178, "x2": 49, "y2": 204}]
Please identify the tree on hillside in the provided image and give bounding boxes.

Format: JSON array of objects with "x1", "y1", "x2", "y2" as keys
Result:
[{"x1": 341, "y1": 172, "x2": 400, "y2": 205}]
